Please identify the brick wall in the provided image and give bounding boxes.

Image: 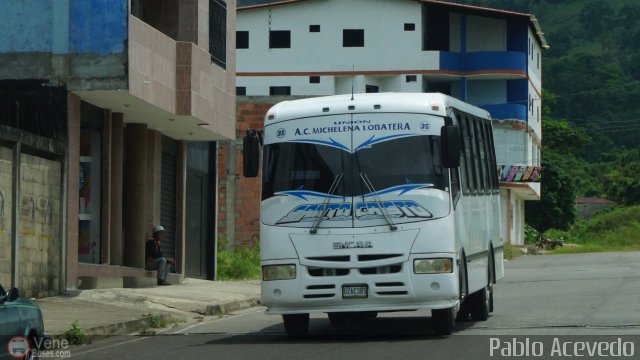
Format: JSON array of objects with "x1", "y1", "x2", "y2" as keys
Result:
[
  {"x1": 0, "y1": 146, "x2": 13, "y2": 289},
  {"x1": 218, "y1": 101, "x2": 274, "y2": 248},
  {"x1": 18, "y1": 153, "x2": 62, "y2": 298}
]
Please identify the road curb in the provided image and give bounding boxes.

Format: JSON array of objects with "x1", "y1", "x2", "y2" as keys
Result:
[
  {"x1": 48, "y1": 297, "x2": 261, "y2": 343},
  {"x1": 49, "y1": 314, "x2": 174, "y2": 343},
  {"x1": 203, "y1": 296, "x2": 261, "y2": 316}
]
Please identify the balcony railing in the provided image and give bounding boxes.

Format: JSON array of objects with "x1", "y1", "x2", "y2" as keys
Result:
[
  {"x1": 439, "y1": 51, "x2": 527, "y2": 74},
  {"x1": 480, "y1": 103, "x2": 527, "y2": 122}
]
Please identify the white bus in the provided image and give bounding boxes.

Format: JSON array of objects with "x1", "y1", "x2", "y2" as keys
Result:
[{"x1": 243, "y1": 93, "x2": 504, "y2": 337}]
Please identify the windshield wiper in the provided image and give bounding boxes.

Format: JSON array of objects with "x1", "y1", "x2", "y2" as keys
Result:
[
  {"x1": 360, "y1": 173, "x2": 398, "y2": 231},
  {"x1": 310, "y1": 173, "x2": 344, "y2": 234}
]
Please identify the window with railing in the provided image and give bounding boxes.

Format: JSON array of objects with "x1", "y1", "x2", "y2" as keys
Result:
[{"x1": 210, "y1": 0, "x2": 227, "y2": 69}]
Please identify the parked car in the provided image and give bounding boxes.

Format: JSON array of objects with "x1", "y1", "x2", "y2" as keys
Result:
[{"x1": 0, "y1": 284, "x2": 45, "y2": 360}]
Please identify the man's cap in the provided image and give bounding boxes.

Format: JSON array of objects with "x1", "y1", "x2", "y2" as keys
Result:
[{"x1": 153, "y1": 225, "x2": 166, "y2": 234}]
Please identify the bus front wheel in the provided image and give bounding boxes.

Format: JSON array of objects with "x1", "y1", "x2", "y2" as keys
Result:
[
  {"x1": 283, "y1": 314, "x2": 309, "y2": 338},
  {"x1": 432, "y1": 307, "x2": 455, "y2": 335}
]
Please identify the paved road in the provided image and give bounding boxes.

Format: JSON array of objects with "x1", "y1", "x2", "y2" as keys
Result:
[{"x1": 69, "y1": 252, "x2": 640, "y2": 360}]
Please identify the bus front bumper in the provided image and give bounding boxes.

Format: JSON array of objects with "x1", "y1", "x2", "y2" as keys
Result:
[{"x1": 261, "y1": 255, "x2": 459, "y2": 315}]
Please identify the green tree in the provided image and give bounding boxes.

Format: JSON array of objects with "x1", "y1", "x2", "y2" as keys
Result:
[
  {"x1": 525, "y1": 152, "x2": 577, "y2": 232},
  {"x1": 602, "y1": 149, "x2": 640, "y2": 205},
  {"x1": 526, "y1": 93, "x2": 589, "y2": 231}
]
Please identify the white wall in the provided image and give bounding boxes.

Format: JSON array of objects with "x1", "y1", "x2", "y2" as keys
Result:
[
  {"x1": 238, "y1": 75, "x2": 336, "y2": 96},
  {"x1": 512, "y1": 196, "x2": 524, "y2": 245},
  {"x1": 527, "y1": 27, "x2": 542, "y2": 139},
  {"x1": 493, "y1": 127, "x2": 527, "y2": 165},
  {"x1": 237, "y1": 0, "x2": 440, "y2": 95}
]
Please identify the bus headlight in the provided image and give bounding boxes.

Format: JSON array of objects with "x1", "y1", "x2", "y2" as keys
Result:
[
  {"x1": 262, "y1": 264, "x2": 296, "y2": 281},
  {"x1": 414, "y1": 258, "x2": 453, "y2": 274}
]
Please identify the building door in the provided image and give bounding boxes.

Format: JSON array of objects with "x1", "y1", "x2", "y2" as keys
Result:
[
  {"x1": 186, "y1": 171, "x2": 207, "y2": 278},
  {"x1": 185, "y1": 142, "x2": 214, "y2": 279}
]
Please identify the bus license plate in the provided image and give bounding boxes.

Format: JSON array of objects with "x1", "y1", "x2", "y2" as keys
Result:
[{"x1": 342, "y1": 284, "x2": 368, "y2": 299}]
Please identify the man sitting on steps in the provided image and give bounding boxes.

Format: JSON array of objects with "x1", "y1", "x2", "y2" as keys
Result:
[{"x1": 145, "y1": 225, "x2": 175, "y2": 286}]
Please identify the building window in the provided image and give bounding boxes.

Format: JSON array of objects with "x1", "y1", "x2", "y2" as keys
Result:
[
  {"x1": 366, "y1": 85, "x2": 379, "y2": 93},
  {"x1": 269, "y1": 30, "x2": 291, "y2": 48},
  {"x1": 406, "y1": 75, "x2": 417, "y2": 82},
  {"x1": 236, "y1": 87, "x2": 246, "y2": 95},
  {"x1": 236, "y1": 31, "x2": 249, "y2": 49},
  {"x1": 404, "y1": 23, "x2": 415, "y2": 31},
  {"x1": 537, "y1": 53, "x2": 540, "y2": 69},
  {"x1": 309, "y1": 25, "x2": 320, "y2": 32},
  {"x1": 343, "y1": 29, "x2": 364, "y2": 47},
  {"x1": 309, "y1": 76, "x2": 320, "y2": 84},
  {"x1": 270, "y1": 86, "x2": 291, "y2": 95},
  {"x1": 79, "y1": 102, "x2": 103, "y2": 264},
  {"x1": 209, "y1": 0, "x2": 227, "y2": 68}
]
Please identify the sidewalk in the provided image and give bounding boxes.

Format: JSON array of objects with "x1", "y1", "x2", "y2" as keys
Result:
[{"x1": 35, "y1": 278, "x2": 261, "y2": 337}]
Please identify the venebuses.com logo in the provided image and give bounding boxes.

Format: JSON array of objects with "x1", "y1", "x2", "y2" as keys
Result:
[{"x1": 6, "y1": 336, "x2": 30, "y2": 358}]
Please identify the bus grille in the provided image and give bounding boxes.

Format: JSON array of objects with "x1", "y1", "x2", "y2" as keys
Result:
[
  {"x1": 308, "y1": 268, "x2": 350, "y2": 277},
  {"x1": 359, "y1": 264, "x2": 402, "y2": 275}
]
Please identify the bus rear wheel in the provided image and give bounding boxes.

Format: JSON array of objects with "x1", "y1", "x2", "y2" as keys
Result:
[
  {"x1": 432, "y1": 307, "x2": 455, "y2": 335},
  {"x1": 283, "y1": 314, "x2": 309, "y2": 338}
]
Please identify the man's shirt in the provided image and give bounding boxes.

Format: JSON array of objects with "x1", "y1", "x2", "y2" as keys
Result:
[{"x1": 146, "y1": 239, "x2": 164, "y2": 260}]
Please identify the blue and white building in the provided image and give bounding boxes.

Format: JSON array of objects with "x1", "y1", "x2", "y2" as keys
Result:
[{"x1": 236, "y1": 0, "x2": 547, "y2": 245}]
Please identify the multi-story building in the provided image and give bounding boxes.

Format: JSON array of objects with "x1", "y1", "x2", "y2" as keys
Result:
[
  {"x1": 219, "y1": 0, "x2": 546, "y2": 248},
  {"x1": 0, "y1": 0, "x2": 236, "y2": 297}
]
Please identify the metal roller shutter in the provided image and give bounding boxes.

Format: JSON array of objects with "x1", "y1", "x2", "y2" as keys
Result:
[{"x1": 160, "y1": 137, "x2": 177, "y2": 260}]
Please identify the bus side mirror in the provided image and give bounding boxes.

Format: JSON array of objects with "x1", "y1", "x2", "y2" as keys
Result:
[
  {"x1": 441, "y1": 125, "x2": 461, "y2": 168},
  {"x1": 243, "y1": 129, "x2": 261, "y2": 178}
]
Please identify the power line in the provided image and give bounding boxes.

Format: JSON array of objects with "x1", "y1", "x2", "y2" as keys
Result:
[{"x1": 477, "y1": 80, "x2": 640, "y2": 107}]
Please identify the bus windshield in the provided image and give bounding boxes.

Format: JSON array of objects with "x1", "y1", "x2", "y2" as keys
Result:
[{"x1": 262, "y1": 135, "x2": 448, "y2": 200}]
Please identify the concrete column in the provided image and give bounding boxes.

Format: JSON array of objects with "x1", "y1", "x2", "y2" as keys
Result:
[
  {"x1": 145, "y1": 130, "x2": 162, "y2": 231},
  {"x1": 100, "y1": 110, "x2": 112, "y2": 264},
  {"x1": 175, "y1": 141, "x2": 187, "y2": 275},
  {"x1": 10, "y1": 142, "x2": 21, "y2": 288},
  {"x1": 506, "y1": 189, "x2": 512, "y2": 244},
  {"x1": 123, "y1": 123, "x2": 148, "y2": 268},
  {"x1": 224, "y1": 140, "x2": 236, "y2": 250},
  {"x1": 66, "y1": 93, "x2": 81, "y2": 289},
  {"x1": 110, "y1": 114, "x2": 124, "y2": 266}
]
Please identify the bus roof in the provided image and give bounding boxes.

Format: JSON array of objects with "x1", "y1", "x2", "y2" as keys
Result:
[{"x1": 265, "y1": 93, "x2": 491, "y2": 123}]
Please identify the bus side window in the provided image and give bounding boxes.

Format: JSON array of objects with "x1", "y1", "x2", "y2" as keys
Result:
[
  {"x1": 460, "y1": 113, "x2": 476, "y2": 193},
  {"x1": 463, "y1": 114, "x2": 478, "y2": 193},
  {"x1": 455, "y1": 111, "x2": 471, "y2": 195},
  {"x1": 474, "y1": 117, "x2": 489, "y2": 193},
  {"x1": 483, "y1": 120, "x2": 497, "y2": 192},
  {"x1": 487, "y1": 122, "x2": 500, "y2": 192}
]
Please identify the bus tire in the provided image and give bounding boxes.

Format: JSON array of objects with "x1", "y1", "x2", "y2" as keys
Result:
[
  {"x1": 456, "y1": 250, "x2": 471, "y2": 321},
  {"x1": 468, "y1": 248, "x2": 494, "y2": 321},
  {"x1": 488, "y1": 247, "x2": 495, "y2": 313},
  {"x1": 432, "y1": 307, "x2": 455, "y2": 335},
  {"x1": 283, "y1": 314, "x2": 309, "y2": 338},
  {"x1": 469, "y1": 286, "x2": 490, "y2": 321}
]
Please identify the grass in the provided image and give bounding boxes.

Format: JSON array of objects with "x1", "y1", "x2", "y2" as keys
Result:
[
  {"x1": 64, "y1": 320, "x2": 86, "y2": 345},
  {"x1": 544, "y1": 206, "x2": 640, "y2": 255},
  {"x1": 143, "y1": 313, "x2": 172, "y2": 329},
  {"x1": 216, "y1": 239, "x2": 260, "y2": 280},
  {"x1": 502, "y1": 242, "x2": 523, "y2": 260}
]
